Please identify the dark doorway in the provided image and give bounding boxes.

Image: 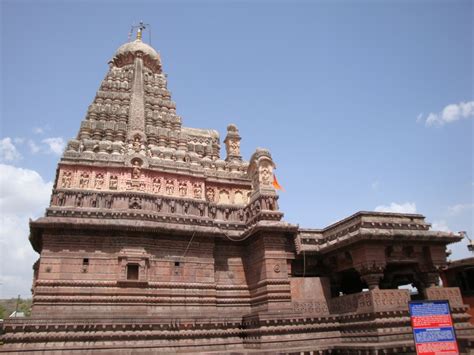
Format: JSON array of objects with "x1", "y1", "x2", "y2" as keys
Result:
[{"x1": 127, "y1": 264, "x2": 139, "y2": 280}]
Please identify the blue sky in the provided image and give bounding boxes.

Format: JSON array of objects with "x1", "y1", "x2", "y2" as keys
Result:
[{"x1": 1, "y1": 0, "x2": 473, "y2": 297}]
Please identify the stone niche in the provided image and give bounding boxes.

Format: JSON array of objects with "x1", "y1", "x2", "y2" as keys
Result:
[{"x1": 117, "y1": 248, "x2": 150, "y2": 286}]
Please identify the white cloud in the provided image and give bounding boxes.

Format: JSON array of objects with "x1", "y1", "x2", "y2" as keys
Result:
[
  {"x1": 41, "y1": 137, "x2": 65, "y2": 155},
  {"x1": 448, "y1": 203, "x2": 474, "y2": 216},
  {"x1": 0, "y1": 164, "x2": 53, "y2": 298},
  {"x1": 375, "y1": 202, "x2": 417, "y2": 214},
  {"x1": 431, "y1": 220, "x2": 451, "y2": 232},
  {"x1": 0, "y1": 137, "x2": 22, "y2": 162},
  {"x1": 416, "y1": 113, "x2": 423, "y2": 123},
  {"x1": 422, "y1": 100, "x2": 474, "y2": 126},
  {"x1": 33, "y1": 127, "x2": 44, "y2": 134},
  {"x1": 28, "y1": 139, "x2": 40, "y2": 154}
]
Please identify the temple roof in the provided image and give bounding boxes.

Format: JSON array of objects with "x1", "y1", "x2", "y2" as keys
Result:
[
  {"x1": 114, "y1": 39, "x2": 161, "y2": 63},
  {"x1": 62, "y1": 36, "x2": 248, "y2": 178}
]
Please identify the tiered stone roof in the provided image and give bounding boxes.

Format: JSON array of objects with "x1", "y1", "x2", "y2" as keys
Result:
[{"x1": 63, "y1": 38, "x2": 249, "y2": 178}]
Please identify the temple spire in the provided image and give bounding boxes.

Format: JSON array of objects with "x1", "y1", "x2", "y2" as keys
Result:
[{"x1": 130, "y1": 21, "x2": 149, "y2": 41}]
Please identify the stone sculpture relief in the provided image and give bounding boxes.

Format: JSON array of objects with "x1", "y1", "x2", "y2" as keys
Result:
[
  {"x1": 206, "y1": 187, "x2": 215, "y2": 202},
  {"x1": 152, "y1": 178, "x2": 161, "y2": 193},
  {"x1": 166, "y1": 179, "x2": 174, "y2": 195},
  {"x1": 61, "y1": 171, "x2": 72, "y2": 188},
  {"x1": 219, "y1": 190, "x2": 230, "y2": 204},
  {"x1": 95, "y1": 173, "x2": 105, "y2": 189},
  {"x1": 132, "y1": 160, "x2": 141, "y2": 179},
  {"x1": 178, "y1": 181, "x2": 188, "y2": 196},
  {"x1": 79, "y1": 173, "x2": 90, "y2": 188},
  {"x1": 193, "y1": 183, "x2": 202, "y2": 199},
  {"x1": 109, "y1": 175, "x2": 118, "y2": 190}
]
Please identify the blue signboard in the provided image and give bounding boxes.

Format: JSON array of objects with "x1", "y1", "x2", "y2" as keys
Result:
[{"x1": 409, "y1": 300, "x2": 459, "y2": 355}]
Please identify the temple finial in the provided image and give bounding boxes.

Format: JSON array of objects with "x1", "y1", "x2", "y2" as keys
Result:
[{"x1": 129, "y1": 21, "x2": 149, "y2": 42}]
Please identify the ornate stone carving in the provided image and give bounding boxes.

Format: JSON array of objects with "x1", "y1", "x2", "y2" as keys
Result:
[
  {"x1": 104, "y1": 194, "x2": 113, "y2": 208},
  {"x1": 178, "y1": 181, "x2": 188, "y2": 196},
  {"x1": 155, "y1": 197, "x2": 163, "y2": 211},
  {"x1": 94, "y1": 173, "x2": 104, "y2": 189},
  {"x1": 152, "y1": 178, "x2": 161, "y2": 193},
  {"x1": 109, "y1": 175, "x2": 118, "y2": 190},
  {"x1": 248, "y1": 148, "x2": 276, "y2": 197},
  {"x1": 129, "y1": 196, "x2": 142, "y2": 209},
  {"x1": 208, "y1": 204, "x2": 217, "y2": 218},
  {"x1": 57, "y1": 192, "x2": 65, "y2": 206},
  {"x1": 79, "y1": 172, "x2": 90, "y2": 189},
  {"x1": 206, "y1": 187, "x2": 215, "y2": 202},
  {"x1": 193, "y1": 183, "x2": 202, "y2": 199},
  {"x1": 75, "y1": 193, "x2": 84, "y2": 207},
  {"x1": 219, "y1": 189, "x2": 230, "y2": 204},
  {"x1": 61, "y1": 171, "x2": 72, "y2": 188},
  {"x1": 131, "y1": 159, "x2": 142, "y2": 179},
  {"x1": 197, "y1": 202, "x2": 205, "y2": 216},
  {"x1": 166, "y1": 179, "x2": 174, "y2": 195}
]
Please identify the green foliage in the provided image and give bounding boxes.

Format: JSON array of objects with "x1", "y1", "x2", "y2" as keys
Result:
[
  {"x1": 0, "y1": 304, "x2": 6, "y2": 319},
  {"x1": 0, "y1": 298, "x2": 32, "y2": 318}
]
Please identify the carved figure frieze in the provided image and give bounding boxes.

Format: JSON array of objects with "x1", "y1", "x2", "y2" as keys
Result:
[
  {"x1": 79, "y1": 172, "x2": 90, "y2": 189},
  {"x1": 131, "y1": 160, "x2": 142, "y2": 180},
  {"x1": 178, "y1": 181, "x2": 188, "y2": 197},
  {"x1": 128, "y1": 135, "x2": 146, "y2": 155},
  {"x1": 152, "y1": 178, "x2": 161, "y2": 193},
  {"x1": 208, "y1": 204, "x2": 217, "y2": 218},
  {"x1": 260, "y1": 167, "x2": 271, "y2": 186},
  {"x1": 126, "y1": 180, "x2": 146, "y2": 192},
  {"x1": 94, "y1": 173, "x2": 105, "y2": 189},
  {"x1": 91, "y1": 193, "x2": 98, "y2": 208},
  {"x1": 155, "y1": 197, "x2": 163, "y2": 211},
  {"x1": 57, "y1": 192, "x2": 65, "y2": 206},
  {"x1": 193, "y1": 183, "x2": 202, "y2": 199},
  {"x1": 129, "y1": 196, "x2": 142, "y2": 209},
  {"x1": 197, "y1": 202, "x2": 205, "y2": 216},
  {"x1": 61, "y1": 171, "x2": 72, "y2": 188},
  {"x1": 206, "y1": 187, "x2": 215, "y2": 202},
  {"x1": 166, "y1": 179, "x2": 175, "y2": 195},
  {"x1": 229, "y1": 140, "x2": 240, "y2": 155},
  {"x1": 105, "y1": 194, "x2": 113, "y2": 208},
  {"x1": 76, "y1": 193, "x2": 84, "y2": 207},
  {"x1": 109, "y1": 175, "x2": 118, "y2": 190},
  {"x1": 183, "y1": 201, "x2": 190, "y2": 214},
  {"x1": 219, "y1": 190, "x2": 230, "y2": 204}
]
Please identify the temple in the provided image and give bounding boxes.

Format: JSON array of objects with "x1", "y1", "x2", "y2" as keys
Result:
[{"x1": 1, "y1": 28, "x2": 473, "y2": 353}]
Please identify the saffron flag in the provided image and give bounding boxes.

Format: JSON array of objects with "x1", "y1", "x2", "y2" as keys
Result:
[{"x1": 272, "y1": 174, "x2": 284, "y2": 191}]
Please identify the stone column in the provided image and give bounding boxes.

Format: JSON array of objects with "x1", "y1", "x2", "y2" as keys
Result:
[
  {"x1": 357, "y1": 264, "x2": 386, "y2": 290},
  {"x1": 224, "y1": 124, "x2": 242, "y2": 162}
]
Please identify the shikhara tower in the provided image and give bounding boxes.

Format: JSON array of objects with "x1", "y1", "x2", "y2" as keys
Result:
[{"x1": 1, "y1": 29, "x2": 473, "y2": 353}]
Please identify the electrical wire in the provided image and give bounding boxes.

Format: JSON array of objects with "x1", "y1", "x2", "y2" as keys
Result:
[{"x1": 182, "y1": 231, "x2": 196, "y2": 258}]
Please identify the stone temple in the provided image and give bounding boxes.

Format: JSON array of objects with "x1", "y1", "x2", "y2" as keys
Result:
[{"x1": 1, "y1": 28, "x2": 473, "y2": 353}]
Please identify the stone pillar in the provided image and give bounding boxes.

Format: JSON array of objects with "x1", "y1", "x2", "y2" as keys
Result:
[
  {"x1": 357, "y1": 264, "x2": 386, "y2": 290},
  {"x1": 224, "y1": 124, "x2": 242, "y2": 162},
  {"x1": 420, "y1": 271, "x2": 440, "y2": 288},
  {"x1": 247, "y1": 148, "x2": 277, "y2": 198}
]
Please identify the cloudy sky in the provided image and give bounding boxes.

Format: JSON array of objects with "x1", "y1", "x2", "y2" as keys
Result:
[{"x1": 1, "y1": 0, "x2": 473, "y2": 298}]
